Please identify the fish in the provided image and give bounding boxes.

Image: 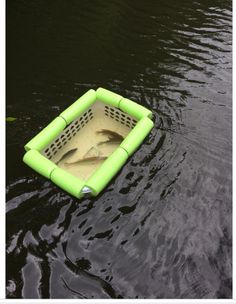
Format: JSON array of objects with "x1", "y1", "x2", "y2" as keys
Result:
[
  {"x1": 97, "y1": 138, "x2": 122, "y2": 146},
  {"x1": 66, "y1": 146, "x2": 100, "y2": 164},
  {"x1": 96, "y1": 129, "x2": 124, "y2": 141},
  {"x1": 83, "y1": 146, "x2": 100, "y2": 158},
  {"x1": 64, "y1": 130, "x2": 123, "y2": 166},
  {"x1": 65, "y1": 156, "x2": 107, "y2": 166},
  {"x1": 56, "y1": 148, "x2": 77, "y2": 165}
]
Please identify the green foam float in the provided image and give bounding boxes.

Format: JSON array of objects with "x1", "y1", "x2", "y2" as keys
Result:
[{"x1": 23, "y1": 88, "x2": 154, "y2": 198}]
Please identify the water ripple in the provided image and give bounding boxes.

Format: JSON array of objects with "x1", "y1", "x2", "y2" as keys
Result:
[{"x1": 7, "y1": 0, "x2": 231, "y2": 299}]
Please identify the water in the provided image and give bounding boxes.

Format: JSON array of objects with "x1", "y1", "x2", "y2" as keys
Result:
[{"x1": 6, "y1": 0, "x2": 232, "y2": 299}]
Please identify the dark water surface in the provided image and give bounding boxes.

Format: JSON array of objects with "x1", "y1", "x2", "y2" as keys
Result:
[{"x1": 6, "y1": 0, "x2": 232, "y2": 299}]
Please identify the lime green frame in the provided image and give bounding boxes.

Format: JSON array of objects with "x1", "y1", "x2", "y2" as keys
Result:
[{"x1": 23, "y1": 88, "x2": 154, "y2": 198}]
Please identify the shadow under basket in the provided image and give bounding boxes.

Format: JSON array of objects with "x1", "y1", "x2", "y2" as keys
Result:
[{"x1": 23, "y1": 88, "x2": 154, "y2": 198}]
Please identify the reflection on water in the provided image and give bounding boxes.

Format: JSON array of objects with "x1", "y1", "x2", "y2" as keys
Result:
[{"x1": 7, "y1": 0, "x2": 232, "y2": 299}]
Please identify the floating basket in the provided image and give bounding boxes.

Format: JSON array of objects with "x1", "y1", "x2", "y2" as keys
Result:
[{"x1": 23, "y1": 88, "x2": 154, "y2": 198}]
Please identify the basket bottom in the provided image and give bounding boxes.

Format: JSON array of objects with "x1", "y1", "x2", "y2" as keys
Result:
[{"x1": 51, "y1": 114, "x2": 131, "y2": 181}]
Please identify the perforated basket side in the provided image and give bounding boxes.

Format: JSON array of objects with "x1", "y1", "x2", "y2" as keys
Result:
[
  {"x1": 42, "y1": 108, "x2": 94, "y2": 159},
  {"x1": 103, "y1": 105, "x2": 137, "y2": 129}
]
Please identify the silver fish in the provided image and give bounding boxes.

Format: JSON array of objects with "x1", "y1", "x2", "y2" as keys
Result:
[
  {"x1": 97, "y1": 138, "x2": 122, "y2": 146},
  {"x1": 65, "y1": 156, "x2": 107, "y2": 166},
  {"x1": 56, "y1": 148, "x2": 77, "y2": 165},
  {"x1": 83, "y1": 146, "x2": 100, "y2": 158},
  {"x1": 96, "y1": 129, "x2": 124, "y2": 141},
  {"x1": 66, "y1": 146, "x2": 100, "y2": 164}
]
